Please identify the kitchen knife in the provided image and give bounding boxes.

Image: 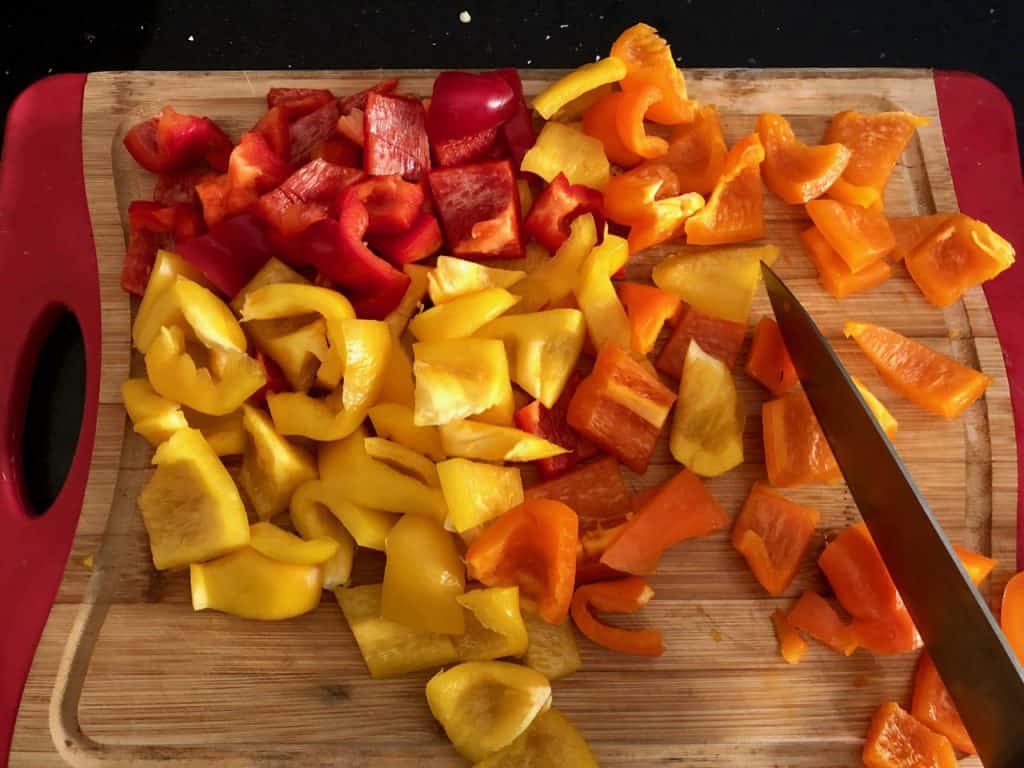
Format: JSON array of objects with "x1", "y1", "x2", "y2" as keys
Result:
[{"x1": 762, "y1": 263, "x2": 1024, "y2": 768}]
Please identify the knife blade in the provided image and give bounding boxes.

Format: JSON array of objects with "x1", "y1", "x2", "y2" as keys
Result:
[{"x1": 762, "y1": 263, "x2": 1024, "y2": 767}]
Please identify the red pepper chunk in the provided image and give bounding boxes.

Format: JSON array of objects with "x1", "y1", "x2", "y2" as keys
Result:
[
  {"x1": 364, "y1": 92, "x2": 431, "y2": 181},
  {"x1": 432, "y1": 126, "x2": 502, "y2": 168},
  {"x1": 289, "y1": 99, "x2": 342, "y2": 165},
  {"x1": 346, "y1": 175, "x2": 425, "y2": 235},
  {"x1": 571, "y1": 577, "x2": 664, "y2": 656},
  {"x1": 266, "y1": 87, "x2": 335, "y2": 120},
  {"x1": 523, "y1": 173, "x2": 605, "y2": 253},
  {"x1": 253, "y1": 106, "x2": 291, "y2": 160},
  {"x1": 367, "y1": 212, "x2": 443, "y2": 264},
  {"x1": 466, "y1": 499, "x2": 578, "y2": 624},
  {"x1": 337, "y1": 78, "x2": 400, "y2": 114},
  {"x1": 515, "y1": 372, "x2": 600, "y2": 479},
  {"x1": 175, "y1": 212, "x2": 277, "y2": 298},
  {"x1": 429, "y1": 160, "x2": 524, "y2": 260},
  {"x1": 123, "y1": 106, "x2": 233, "y2": 174},
  {"x1": 255, "y1": 159, "x2": 365, "y2": 239},
  {"x1": 493, "y1": 68, "x2": 536, "y2": 165},
  {"x1": 427, "y1": 71, "x2": 517, "y2": 145},
  {"x1": 525, "y1": 456, "x2": 628, "y2": 525},
  {"x1": 198, "y1": 132, "x2": 291, "y2": 228},
  {"x1": 655, "y1": 305, "x2": 746, "y2": 380},
  {"x1": 311, "y1": 136, "x2": 361, "y2": 168},
  {"x1": 153, "y1": 169, "x2": 216, "y2": 207},
  {"x1": 120, "y1": 201, "x2": 205, "y2": 295}
]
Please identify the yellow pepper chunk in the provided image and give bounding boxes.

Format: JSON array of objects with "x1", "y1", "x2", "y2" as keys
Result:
[
  {"x1": 291, "y1": 479, "x2": 394, "y2": 554},
  {"x1": 522, "y1": 610, "x2": 582, "y2": 681},
  {"x1": 574, "y1": 233, "x2": 632, "y2": 351},
  {"x1": 385, "y1": 263, "x2": 432, "y2": 338},
  {"x1": 472, "y1": 709, "x2": 599, "y2": 768},
  {"x1": 184, "y1": 408, "x2": 245, "y2": 456},
  {"x1": 368, "y1": 403, "x2": 445, "y2": 461},
  {"x1": 428, "y1": 256, "x2": 526, "y2": 305},
  {"x1": 258, "y1": 318, "x2": 330, "y2": 393},
  {"x1": 231, "y1": 257, "x2": 310, "y2": 311},
  {"x1": 267, "y1": 319, "x2": 392, "y2": 441},
  {"x1": 248, "y1": 521, "x2": 339, "y2": 565},
  {"x1": 137, "y1": 428, "x2": 249, "y2": 570},
  {"x1": 532, "y1": 56, "x2": 628, "y2": 119},
  {"x1": 455, "y1": 587, "x2": 530, "y2": 661},
  {"x1": 382, "y1": 515, "x2": 465, "y2": 635},
  {"x1": 413, "y1": 338, "x2": 510, "y2": 426},
  {"x1": 426, "y1": 661, "x2": 553, "y2": 762},
  {"x1": 439, "y1": 420, "x2": 568, "y2": 463},
  {"x1": 476, "y1": 309, "x2": 585, "y2": 409},
  {"x1": 652, "y1": 244, "x2": 780, "y2": 324},
  {"x1": 521, "y1": 122, "x2": 611, "y2": 190},
  {"x1": 190, "y1": 547, "x2": 323, "y2": 620},
  {"x1": 409, "y1": 287, "x2": 520, "y2": 342},
  {"x1": 121, "y1": 377, "x2": 189, "y2": 446},
  {"x1": 237, "y1": 404, "x2": 317, "y2": 521},
  {"x1": 364, "y1": 436, "x2": 440, "y2": 487},
  {"x1": 513, "y1": 214, "x2": 599, "y2": 312},
  {"x1": 438, "y1": 458, "x2": 524, "y2": 533},
  {"x1": 670, "y1": 341, "x2": 744, "y2": 477},
  {"x1": 137, "y1": 275, "x2": 248, "y2": 355},
  {"x1": 377, "y1": 339, "x2": 416, "y2": 408},
  {"x1": 336, "y1": 584, "x2": 458, "y2": 679},
  {"x1": 288, "y1": 492, "x2": 356, "y2": 589},
  {"x1": 133, "y1": 251, "x2": 214, "y2": 353}
]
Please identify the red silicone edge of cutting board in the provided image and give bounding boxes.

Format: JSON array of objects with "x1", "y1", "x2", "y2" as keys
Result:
[{"x1": 0, "y1": 74, "x2": 102, "y2": 764}]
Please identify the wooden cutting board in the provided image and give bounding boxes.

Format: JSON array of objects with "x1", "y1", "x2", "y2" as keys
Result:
[{"x1": 8, "y1": 69, "x2": 1016, "y2": 768}]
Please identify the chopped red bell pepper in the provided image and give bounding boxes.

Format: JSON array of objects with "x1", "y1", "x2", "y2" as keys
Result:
[
  {"x1": 363, "y1": 92, "x2": 431, "y2": 181},
  {"x1": 493, "y1": 68, "x2": 536, "y2": 165},
  {"x1": 427, "y1": 71, "x2": 517, "y2": 147},
  {"x1": 123, "y1": 106, "x2": 233, "y2": 174},
  {"x1": 525, "y1": 455, "x2": 628, "y2": 523},
  {"x1": 336, "y1": 108, "x2": 365, "y2": 147},
  {"x1": 253, "y1": 106, "x2": 291, "y2": 160},
  {"x1": 121, "y1": 200, "x2": 206, "y2": 295},
  {"x1": 153, "y1": 169, "x2": 216, "y2": 206},
  {"x1": 312, "y1": 136, "x2": 361, "y2": 168},
  {"x1": 523, "y1": 172, "x2": 605, "y2": 253},
  {"x1": 654, "y1": 305, "x2": 747, "y2": 380},
  {"x1": 345, "y1": 175, "x2": 425, "y2": 236},
  {"x1": 289, "y1": 99, "x2": 342, "y2": 164},
  {"x1": 121, "y1": 228, "x2": 170, "y2": 296},
  {"x1": 432, "y1": 126, "x2": 502, "y2": 167},
  {"x1": 197, "y1": 132, "x2": 291, "y2": 228},
  {"x1": 514, "y1": 371, "x2": 600, "y2": 479},
  {"x1": 266, "y1": 87, "x2": 335, "y2": 120},
  {"x1": 255, "y1": 159, "x2": 364, "y2": 238},
  {"x1": 366, "y1": 212, "x2": 443, "y2": 264},
  {"x1": 175, "y1": 211, "x2": 277, "y2": 298},
  {"x1": 428, "y1": 160, "x2": 524, "y2": 260},
  {"x1": 337, "y1": 78, "x2": 400, "y2": 114}
]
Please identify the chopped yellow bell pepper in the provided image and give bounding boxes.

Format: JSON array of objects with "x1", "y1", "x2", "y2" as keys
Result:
[
  {"x1": 474, "y1": 360, "x2": 516, "y2": 427},
  {"x1": 476, "y1": 309, "x2": 585, "y2": 409},
  {"x1": 382, "y1": 514, "x2": 466, "y2": 635},
  {"x1": 255, "y1": 317, "x2": 330, "y2": 393},
  {"x1": 190, "y1": 547, "x2": 323, "y2": 620},
  {"x1": 670, "y1": 341, "x2": 744, "y2": 476},
  {"x1": 409, "y1": 287, "x2": 520, "y2": 342},
  {"x1": 368, "y1": 403, "x2": 445, "y2": 460},
  {"x1": 231, "y1": 257, "x2": 310, "y2": 312},
  {"x1": 413, "y1": 338, "x2": 509, "y2": 426},
  {"x1": 248, "y1": 521, "x2": 339, "y2": 565},
  {"x1": 574, "y1": 233, "x2": 632, "y2": 350},
  {"x1": 136, "y1": 275, "x2": 248, "y2": 355},
  {"x1": 454, "y1": 587, "x2": 530, "y2": 661},
  {"x1": 532, "y1": 57, "x2": 628, "y2": 120},
  {"x1": 376, "y1": 339, "x2": 416, "y2": 408},
  {"x1": 137, "y1": 428, "x2": 249, "y2": 570},
  {"x1": 428, "y1": 256, "x2": 526, "y2": 305},
  {"x1": 438, "y1": 458, "x2": 524, "y2": 533},
  {"x1": 385, "y1": 263, "x2": 431, "y2": 339},
  {"x1": 517, "y1": 179, "x2": 534, "y2": 221},
  {"x1": 513, "y1": 214, "x2": 599, "y2": 312},
  {"x1": 426, "y1": 661, "x2": 553, "y2": 762},
  {"x1": 439, "y1": 420, "x2": 568, "y2": 462},
  {"x1": 121, "y1": 377, "x2": 189, "y2": 446},
  {"x1": 288, "y1": 491, "x2": 356, "y2": 589},
  {"x1": 521, "y1": 122, "x2": 611, "y2": 190},
  {"x1": 237, "y1": 404, "x2": 317, "y2": 520},
  {"x1": 267, "y1": 319, "x2": 392, "y2": 441},
  {"x1": 133, "y1": 250, "x2": 214, "y2": 353},
  {"x1": 522, "y1": 609, "x2": 582, "y2": 680},
  {"x1": 652, "y1": 244, "x2": 780, "y2": 324},
  {"x1": 335, "y1": 584, "x2": 458, "y2": 679},
  {"x1": 291, "y1": 479, "x2": 397, "y2": 552},
  {"x1": 184, "y1": 408, "x2": 246, "y2": 456},
  {"x1": 472, "y1": 709, "x2": 599, "y2": 768},
  {"x1": 364, "y1": 436, "x2": 440, "y2": 487}
]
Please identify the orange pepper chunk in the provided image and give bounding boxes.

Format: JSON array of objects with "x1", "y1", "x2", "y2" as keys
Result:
[
  {"x1": 826, "y1": 177, "x2": 883, "y2": 211},
  {"x1": 852, "y1": 375, "x2": 899, "y2": 440},
  {"x1": 1001, "y1": 571, "x2": 1024, "y2": 662},
  {"x1": 762, "y1": 389, "x2": 840, "y2": 487},
  {"x1": 610, "y1": 23, "x2": 697, "y2": 126},
  {"x1": 953, "y1": 544, "x2": 997, "y2": 585},
  {"x1": 786, "y1": 591, "x2": 856, "y2": 655},
  {"x1": 465, "y1": 499, "x2": 578, "y2": 624},
  {"x1": 888, "y1": 213, "x2": 954, "y2": 261},
  {"x1": 626, "y1": 194, "x2": 705, "y2": 254},
  {"x1": 844, "y1": 320, "x2": 991, "y2": 419},
  {"x1": 603, "y1": 163, "x2": 680, "y2": 224},
  {"x1": 601, "y1": 468, "x2": 728, "y2": 575},
  {"x1": 805, "y1": 198, "x2": 895, "y2": 273},
  {"x1": 617, "y1": 282, "x2": 681, "y2": 355},
  {"x1": 570, "y1": 577, "x2": 665, "y2": 656},
  {"x1": 771, "y1": 608, "x2": 808, "y2": 664},
  {"x1": 825, "y1": 110, "x2": 929, "y2": 195},
  {"x1": 582, "y1": 90, "x2": 644, "y2": 167},
  {"x1": 655, "y1": 305, "x2": 746, "y2": 379},
  {"x1": 685, "y1": 134, "x2": 766, "y2": 245},
  {"x1": 525, "y1": 456, "x2": 629, "y2": 525},
  {"x1": 615, "y1": 83, "x2": 669, "y2": 159},
  {"x1": 906, "y1": 214, "x2": 1015, "y2": 307},
  {"x1": 800, "y1": 225, "x2": 892, "y2": 299},
  {"x1": 862, "y1": 701, "x2": 957, "y2": 768},
  {"x1": 745, "y1": 316, "x2": 798, "y2": 396},
  {"x1": 756, "y1": 113, "x2": 851, "y2": 205},
  {"x1": 655, "y1": 104, "x2": 728, "y2": 195},
  {"x1": 911, "y1": 652, "x2": 975, "y2": 755},
  {"x1": 732, "y1": 483, "x2": 819, "y2": 596}
]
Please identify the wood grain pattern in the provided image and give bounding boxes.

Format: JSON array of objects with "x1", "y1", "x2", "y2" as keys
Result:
[{"x1": 10, "y1": 68, "x2": 1015, "y2": 768}]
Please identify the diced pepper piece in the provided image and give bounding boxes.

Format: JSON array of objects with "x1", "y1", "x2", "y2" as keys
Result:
[
  {"x1": 514, "y1": 373, "x2": 600, "y2": 479},
  {"x1": 733, "y1": 483, "x2": 819, "y2": 596},
  {"x1": 190, "y1": 547, "x2": 322, "y2": 620},
  {"x1": 786, "y1": 591, "x2": 856, "y2": 655},
  {"x1": 756, "y1": 113, "x2": 852, "y2": 205},
  {"x1": 652, "y1": 244, "x2": 780, "y2": 324},
  {"x1": 656, "y1": 305, "x2": 746, "y2": 380},
  {"x1": 513, "y1": 214, "x2": 599, "y2": 312},
  {"x1": 954, "y1": 545, "x2": 997, "y2": 585},
  {"x1": 684, "y1": 135, "x2": 766, "y2": 245},
  {"x1": 153, "y1": 168, "x2": 216, "y2": 207},
  {"x1": 409, "y1": 287, "x2": 519, "y2": 342},
  {"x1": 571, "y1": 577, "x2": 664, "y2": 656},
  {"x1": 771, "y1": 609, "x2": 808, "y2": 664},
  {"x1": 582, "y1": 90, "x2": 644, "y2": 167},
  {"x1": 852, "y1": 375, "x2": 899, "y2": 439},
  {"x1": 253, "y1": 105, "x2": 291, "y2": 159},
  {"x1": 175, "y1": 211, "x2": 278, "y2": 298},
  {"x1": 521, "y1": 122, "x2": 611, "y2": 191},
  {"x1": 288, "y1": 98, "x2": 342, "y2": 164},
  {"x1": 616, "y1": 84, "x2": 670, "y2": 159},
  {"x1": 197, "y1": 132, "x2": 292, "y2": 228},
  {"x1": 376, "y1": 339, "x2": 416, "y2": 408},
  {"x1": 493, "y1": 68, "x2": 536, "y2": 165},
  {"x1": 525, "y1": 455, "x2": 629, "y2": 526},
  {"x1": 428, "y1": 255, "x2": 525, "y2": 304},
  {"x1": 255, "y1": 158, "x2": 364, "y2": 238},
  {"x1": 605, "y1": 167, "x2": 705, "y2": 255},
  {"x1": 132, "y1": 249, "x2": 212, "y2": 345},
  {"x1": 347, "y1": 174, "x2": 425, "y2": 235},
  {"x1": 179, "y1": 408, "x2": 245, "y2": 455},
  {"x1": 655, "y1": 105, "x2": 729, "y2": 195},
  {"x1": 825, "y1": 177, "x2": 883, "y2": 211},
  {"x1": 237, "y1": 404, "x2": 317, "y2": 521},
  {"x1": 123, "y1": 106, "x2": 233, "y2": 173},
  {"x1": 912, "y1": 652, "x2": 975, "y2": 755},
  {"x1": 762, "y1": 389, "x2": 840, "y2": 487},
  {"x1": 432, "y1": 125, "x2": 502, "y2": 168},
  {"x1": 617, "y1": 282, "x2": 681, "y2": 355},
  {"x1": 288, "y1": 490, "x2": 357, "y2": 589},
  {"x1": 311, "y1": 136, "x2": 361, "y2": 167},
  {"x1": 1000, "y1": 571, "x2": 1024, "y2": 662},
  {"x1": 248, "y1": 521, "x2": 338, "y2": 565},
  {"x1": 567, "y1": 343, "x2": 676, "y2": 474},
  {"x1": 800, "y1": 225, "x2": 892, "y2": 299},
  {"x1": 291, "y1": 479, "x2": 397, "y2": 552},
  {"x1": 121, "y1": 378, "x2": 190, "y2": 446},
  {"x1": 825, "y1": 111, "x2": 929, "y2": 195},
  {"x1": 364, "y1": 436, "x2": 440, "y2": 487},
  {"x1": 134, "y1": 271, "x2": 248, "y2": 355},
  {"x1": 805, "y1": 198, "x2": 895, "y2": 273},
  {"x1": 888, "y1": 213, "x2": 954, "y2": 261},
  {"x1": 367, "y1": 211, "x2": 444, "y2": 265},
  {"x1": 368, "y1": 403, "x2": 444, "y2": 460},
  {"x1": 523, "y1": 173, "x2": 605, "y2": 253},
  {"x1": 440, "y1": 420, "x2": 568, "y2": 463},
  {"x1": 454, "y1": 587, "x2": 530, "y2": 661},
  {"x1": 266, "y1": 87, "x2": 335, "y2": 119},
  {"x1": 472, "y1": 708, "x2": 598, "y2": 768},
  {"x1": 862, "y1": 701, "x2": 957, "y2": 768},
  {"x1": 337, "y1": 78, "x2": 400, "y2": 114},
  {"x1": 745, "y1": 316, "x2": 798, "y2": 396},
  {"x1": 253, "y1": 318, "x2": 330, "y2": 393},
  {"x1": 336, "y1": 107, "x2": 364, "y2": 147},
  {"x1": 670, "y1": 341, "x2": 745, "y2": 477},
  {"x1": 121, "y1": 229, "x2": 169, "y2": 296},
  {"x1": 611, "y1": 23, "x2": 697, "y2": 125},
  {"x1": 438, "y1": 458, "x2": 524, "y2": 533},
  {"x1": 412, "y1": 338, "x2": 509, "y2": 425},
  {"x1": 522, "y1": 609, "x2": 582, "y2": 680},
  {"x1": 601, "y1": 468, "x2": 727, "y2": 574},
  {"x1": 844, "y1": 320, "x2": 991, "y2": 419},
  {"x1": 532, "y1": 57, "x2": 627, "y2": 120},
  {"x1": 574, "y1": 234, "x2": 632, "y2": 350},
  {"x1": 383, "y1": 263, "x2": 431, "y2": 338},
  {"x1": 427, "y1": 71, "x2": 517, "y2": 143},
  {"x1": 429, "y1": 160, "x2": 524, "y2": 260}
]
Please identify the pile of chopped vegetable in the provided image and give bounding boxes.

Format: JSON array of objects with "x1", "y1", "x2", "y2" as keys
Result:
[{"x1": 118, "y1": 21, "x2": 1018, "y2": 767}]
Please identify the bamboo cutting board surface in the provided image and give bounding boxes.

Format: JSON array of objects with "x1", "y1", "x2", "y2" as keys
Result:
[{"x1": 9, "y1": 69, "x2": 1016, "y2": 767}]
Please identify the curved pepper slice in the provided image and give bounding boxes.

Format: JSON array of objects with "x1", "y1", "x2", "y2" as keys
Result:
[
  {"x1": 413, "y1": 338, "x2": 509, "y2": 426},
  {"x1": 267, "y1": 86, "x2": 335, "y2": 119},
  {"x1": 570, "y1": 577, "x2": 664, "y2": 657},
  {"x1": 133, "y1": 250, "x2": 213, "y2": 350},
  {"x1": 771, "y1": 609, "x2": 808, "y2": 665},
  {"x1": 806, "y1": 198, "x2": 895, "y2": 272},
  {"x1": 409, "y1": 287, "x2": 519, "y2": 342},
  {"x1": 617, "y1": 282, "x2": 680, "y2": 355},
  {"x1": 248, "y1": 521, "x2": 338, "y2": 565},
  {"x1": 574, "y1": 234, "x2": 632, "y2": 350},
  {"x1": 364, "y1": 436, "x2": 440, "y2": 487},
  {"x1": 521, "y1": 122, "x2": 611, "y2": 191},
  {"x1": 655, "y1": 104, "x2": 728, "y2": 195},
  {"x1": 288, "y1": 490, "x2": 357, "y2": 589},
  {"x1": 611, "y1": 23, "x2": 697, "y2": 125},
  {"x1": 745, "y1": 317, "x2": 798, "y2": 397},
  {"x1": 532, "y1": 57, "x2": 628, "y2": 120},
  {"x1": 684, "y1": 134, "x2": 766, "y2": 245},
  {"x1": 135, "y1": 273, "x2": 247, "y2": 355},
  {"x1": 1001, "y1": 571, "x2": 1024, "y2": 662},
  {"x1": 473, "y1": 708, "x2": 598, "y2": 768},
  {"x1": 603, "y1": 164, "x2": 704, "y2": 254},
  {"x1": 888, "y1": 213, "x2": 955, "y2": 262},
  {"x1": 512, "y1": 214, "x2": 599, "y2": 312},
  {"x1": 121, "y1": 377, "x2": 189, "y2": 446},
  {"x1": 825, "y1": 110, "x2": 929, "y2": 195},
  {"x1": 191, "y1": 547, "x2": 323, "y2": 620},
  {"x1": 800, "y1": 225, "x2": 892, "y2": 298},
  {"x1": 428, "y1": 255, "x2": 525, "y2": 305},
  {"x1": 762, "y1": 389, "x2": 840, "y2": 487},
  {"x1": 368, "y1": 212, "x2": 444, "y2": 265},
  {"x1": 615, "y1": 84, "x2": 669, "y2": 159},
  {"x1": 237, "y1": 404, "x2": 317, "y2": 520},
  {"x1": 655, "y1": 305, "x2": 746, "y2": 380},
  {"x1": 440, "y1": 420, "x2": 568, "y2": 463},
  {"x1": 368, "y1": 403, "x2": 445, "y2": 460},
  {"x1": 844, "y1": 320, "x2": 991, "y2": 419},
  {"x1": 582, "y1": 90, "x2": 644, "y2": 167},
  {"x1": 786, "y1": 591, "x2": 856, "y2": 655},
  {"x1": 454, "y1": 587, "x2": 530, "y2": 661},
  {"x1": 291, "y1": 478, "x2": 398, "y2": 552},
  {"x1": 626, "y1": 191, "x2": 704, "y2": 255},
  {"x1": 862, "y1": 701, "x2": 956, "y2": 768},
  {"x1": 438, "y1": 458, "x2": 524, "y2": 534},
  {"x1": 756, "y1": 113, "x2": 851, "y2": 204},
  {"x1": 175, "y1": 211, "x2": 279, "y2": 299},
  {"x1": 523, "y1": 173, "x2": 605, "y2": 253},
  {"x1": 912, "y1": 652, "x2": 975, "y2": 755}
]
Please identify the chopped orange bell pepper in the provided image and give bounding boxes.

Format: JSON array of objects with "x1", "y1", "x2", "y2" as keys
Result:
[
  {"x1": 771, "y1": 608, "x2": 808, "y2": 664},
  {"x1": 825, "y1": 110, "x2": 929, "y2": 195},
  {"x1": 525, "y1": 455, "x2": 630, "y2": 527},
  {"x1": 912, "y1": 652, "x2": 975, "y2": 755},
  {"x1": 465, "y1": 499, "x2": 578, "y2": 624},
  {"x1": 762, "y1": 389, "x2": 840, "y2": 487},
  {"x1": 800, "y1": 225, "x2": 892, "y2": 299},
  {"x1": 582, "y1": 90, "x2": 644, "y2": 167},
  {"x1": 905, "y1": 214, "x2": 1015, "y2": 307},
  {"x1": 617, "y1": 282, "x2": 681, "y2": 354},
  {"x1": 610, "y1": 23, "x2": 696, "y2": 125},
  {"x1": 570, "y1": 577, "x2": 664, "y2": 656},
  {"x1": 888, "y1": 213, "x2": 955, "y2": 261},
  {"x1": 852, "y1": 375, "x2": 899, "y2": 440},
  {"x1": 601, "y1": 468, "x2": 727, "y2": 575},
  {"x1": 786, "y1": 591, "x2": 856, "y2": 655},
  {"x1": 655, "y1": 105, "x2": 728, "y2": 195},
  {"x1": 603, "y1": 163, "x2": 690, "y2": 236},
  {"x1": 953, "y1": 545, "x2": 997, "y2": 585},
  {"x1": 615, "y1": 83, "x2": 669, "y2": 160},
  {"x1": 626, "y1": 193, "x2": 705, "y2": 255},
  {"x1": 745, "y1": 316, "x2": 798, "y2": 396},
  {"x1": 756, "y1": 113, "x2": 852, "y2": 205},
  {"x1": 732, "y1": 483, "x2": 819, "y2": 596},
  {"x1": 567, "y1": 343, "x2": 676, "y2": 473},
  {"x1": 655, "y1": 305, "x2": 746, "y2": 380},
  {"x1": 862, "y1": 701, "x2": 957, "y2": 768},
  {"x1": 825, "y1": 177, "x2": 883, "y2": 211},
  {"x1": 844, "y1": 320, "x2": 991, "y2": 419},
  {"x1": 805, "y1": 198, "x2": 895, "y2": 273},
  {"x1": 684, "y1": 134, "x2": 766, "y2": 245},
  {"x1": 1001, "y1": 571, "x2": 1024, "y2": 662}
]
